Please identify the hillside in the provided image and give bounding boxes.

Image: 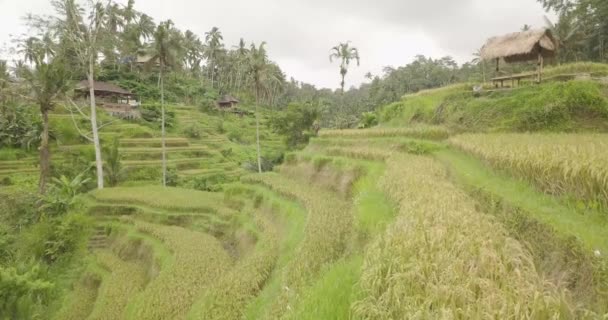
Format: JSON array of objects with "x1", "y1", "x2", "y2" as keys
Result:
[
  {"x1": 378, "y1": 63, "x2": 608, "y2": 132},
  {"x1": 20, "y1": 123, "x2": 602, "y2": 319},
  {"x1": 3, "y1": 68, "x2": 608, "y2": 319},
  {"x1": 0, "y1": 103, "x2": 286, "y2": 191}
]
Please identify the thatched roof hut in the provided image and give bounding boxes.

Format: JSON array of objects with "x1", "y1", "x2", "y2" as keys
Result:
[
  {"x1": 217, "y1": 95, "x2": 239, "y2": 109},
  {"x1": 76, "y1": 80, "x2": 134, "y2": 97},
  {"x1": 481, "y1": 29, "x2": 557, "y2": 63}
]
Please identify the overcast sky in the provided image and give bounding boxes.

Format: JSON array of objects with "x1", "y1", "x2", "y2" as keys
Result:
[{"x1": 0, "y1": 0, "x2": 551, "y2": 89}]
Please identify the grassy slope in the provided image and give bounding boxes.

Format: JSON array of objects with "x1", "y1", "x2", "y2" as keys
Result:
[
  {"x1": 378, "y1": 63, "x2": 608, "y2": 132},
  {"x1": 435, "y1": 149, "x2": 608, "y2": 254}
]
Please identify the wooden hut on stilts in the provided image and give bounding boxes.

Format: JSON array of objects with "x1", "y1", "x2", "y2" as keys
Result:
[{"x1": 481, "y1": 29, "x2": 558, "y2": 88}]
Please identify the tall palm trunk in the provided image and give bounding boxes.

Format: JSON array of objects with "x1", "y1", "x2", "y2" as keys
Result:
[
  {"x1": 255, "y1": 86, "x2": 262, "y2": 173},
  {"x1": 160, "y1": 63, "x2": 167, "y2": 187},
  {"x1": 38, "y1": 108, "x2": 51, "y2": 194},
  {"x1": 88, "y1": 58, "x2": 104, "y2": 189},
  {"x1": 210, "y1": 58, "x2": 214, "y2": 88}
]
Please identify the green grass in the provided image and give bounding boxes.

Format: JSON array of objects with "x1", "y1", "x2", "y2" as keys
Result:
[
  {"x1": 239, "y1": 184, "x2": 307, "y2": 320},
  {"x1": 378, "y1": 78, "x2": 608, "y2": 132},
  {"x1": 436, "y1": 149, "x2": 608, "y2": 254},
  {"x1": 286, "y1": 257, "x2": 363, "y2": 320},
  {"x1": 435, "y1": 148, "x2": 608, "y2": 312},
  {"x1": 91, "y1": 186, "x2": 231, "y2": 215}
]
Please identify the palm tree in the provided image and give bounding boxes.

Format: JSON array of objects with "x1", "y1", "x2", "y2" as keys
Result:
[
  {"x1": 183, "y1": 30, "x2": 203, "y2": 74},
  {"x1": 472, "y1": 48, "x2": 486, "y2": 82},
  {"x1": 204, "y1": 27, "x2": 223, "y2": 88},
  {"x1": 329, "y1": 42, "x2": 360, "y2": 93},
  {"x1": 17, "y1": 45, "x2": 71, "y2": 194},
  {"x1": 148, "y1": 20, "x2": 181, "y2": 186},
  {"x1": 247, "y1": 42, "x2": 274, "y2": 173},
  {"x1": 234, "y1": 38, "x2": 249, "y2": 92}
]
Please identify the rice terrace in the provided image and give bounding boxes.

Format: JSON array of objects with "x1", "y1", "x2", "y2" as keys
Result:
[{"x1": 1, "y1": 0, "x2": 608, "y2": 319}]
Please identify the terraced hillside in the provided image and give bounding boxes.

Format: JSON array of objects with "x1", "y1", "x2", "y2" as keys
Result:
[
  {"x1": 0, "y1": 104, "x2": 285, "y2": 190},
  {"x1": 51, "y1": 125, "x2": 607, "y2": 319}
]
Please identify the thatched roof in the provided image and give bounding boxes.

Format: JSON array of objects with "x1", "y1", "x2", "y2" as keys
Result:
[
  {"x1": 136, "y1": 54, "x2": 158, "y2": 64},
  {"x1": 76, "y1": 80, "x2": 133, "y2": 96},
  {"x1": 218, "y1": 95, "x2": 239, "y2": 104},
  {"x1": 481, "y1": 29, "x2": 557, "y2": 63}
]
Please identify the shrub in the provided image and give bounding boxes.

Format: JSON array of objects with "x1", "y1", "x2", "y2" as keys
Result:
[
  {"x1": 41, "y1": 173, "x2": 91, "y2": 218},
  {"x1": 358, "y1": 112, "x2": 378, "y2": 129},
  {"x1": 228, "y1": 128, "x2": 244, "y2": 143},
  {"x1": 183, "y1": 124, "x2": 202, "y2": 139},
  {"x1": 0, "y1": 264, "x2": 53, "y2": 320},
  {"x1": 0, "y1": 104, "x2": 42, "y2": 150},
  {"x1": 140, "y1": 104, "x2": 176, "y2": 129},
  {"x1": 187, "y1": 174, "x2": 228, "y2": 192}
]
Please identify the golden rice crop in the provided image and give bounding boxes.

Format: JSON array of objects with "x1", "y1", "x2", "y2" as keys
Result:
[
  {"x1": 53, "y1": 273, "x2": 101, "y2": 320},
  {"x1": 92, "y1": 186, "x2": 233, "y2": 216},
  {"x1": 351, "y1": 154, "x2": 575, "y2": 319},
  {"x1": 87, "y1": 251, "x2": 147, "y2": 320},
  {"x1": 124, "y1": 219, "x2": 232, "y2": 320},
  {"x1": 317, "y1": 146, "x2": 393, "y2": 161},
  {"x1": 242, "y1": 170, "x2": 353, "y2": 318},
  {"x1": 187, "y1": 211, "x2": 279, "y2": 320},
  {"x1": 450, "y1": 133, "x2": 608, "y2": 210},
  {"x1": 319, "y1": 125, "x2": 449, "y2": 140}
]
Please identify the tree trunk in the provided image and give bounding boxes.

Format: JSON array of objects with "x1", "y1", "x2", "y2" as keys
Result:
[
  {"x1": 88, "y1": 59, "x2": 104, "y2": 189},
  {"x1": 255, "y1": 87, "x2": 262, "y2": 174},
  {"x1": 341, "y1": 74, "x2": 345, "y2": 93},
  {"x1": 160, "y1": 64, "x2": 167, "y2": 187},
  {"x1": 38, "y1": 108, "x2": 51, "y2": 194},
  {"x1": 210, "y1": 58, "x2": 214, "y2": 88}
]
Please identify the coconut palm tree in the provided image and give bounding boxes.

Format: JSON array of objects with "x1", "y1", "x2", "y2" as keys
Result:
[
  {"x1": 247, "y1": 42, "x2": 274, "y2": 173},
  {"x1": 204, "y1": 27, "x2": 223, "y2": 88},
  {"x1": 234, "y1": 38, "x2": 249, "y2": 92},
  {"x1": 183, "y1": 30, "x2": 204, "y2": 74},
  {"x1": 17, "y1": 44, "x2": 71, "y2": 194},
  {"x1": 472, "y1": 48, "x2": 486, "y2": 82},
  {"x1": 329, "y1": 42, "x2": 360, "y2": 93},
  {"x1": 148, "y1": 20, "x2": 181, "y2": 186}
]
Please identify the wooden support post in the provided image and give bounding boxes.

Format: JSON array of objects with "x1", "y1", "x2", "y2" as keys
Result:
[
  {"x1": 537, "y1": 51, "x2": 544, "y2": 83},
  {"x1": 495, "y1": 59, "x2": 500, "y2": 88}
]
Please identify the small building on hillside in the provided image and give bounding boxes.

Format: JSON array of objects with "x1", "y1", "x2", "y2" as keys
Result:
[
  {"x1": 76, "y1": 80, "x2": 141, "y2": 119},
  {"x1": 217, "y1": 95, "x2": 239, "y2": 109},
  {"x1": 481, "y1": 28, "x2": 557, "y2": 86},
  {"x1": 136, "y1": 54, "x2": 159, "y2": 67}
]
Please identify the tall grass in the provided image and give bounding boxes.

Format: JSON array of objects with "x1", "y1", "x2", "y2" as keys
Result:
[
  {"x1": 124, "y1": 219, "x2": 232, "y2": 320},
  {"x1": 242, "y1": 170, "x2": 353, "y2": 318},
  {"x1": 450, "y1": 133, "x2": 608, "y2": 212},
  {"x1": 351, "y1": 154, "x2": 575, "y2": 318},
  {"x1": 187, "y1": 197, "x2": 279, "y2": 320},
  {"x1": 87, "y1": 252, "x2": 147, "y2": 320},
  {"x1": 91, "y1": 186, "x2": 232, "y2": 215},
  {"x1": 319, "y1": 126, "x2": 450, "y2": 140}
]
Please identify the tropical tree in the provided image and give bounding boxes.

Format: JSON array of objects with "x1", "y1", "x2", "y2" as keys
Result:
[
  {"x1": 103, "y1": 137, "x2": 123, "y2": 187},
  {"x1": 183, "y1": 30, "x2": 204, "y2": 74},
  {"x1": 472, "y1": 48, "x2": 486, "y2": 82},
  {"x1": 48, "y1": 0, "x2": 113, "y2": 190},
  {"x1": 247, "y1": 42, "x2": 272, "y2": 173},
  {"x1": 234, "y1": 38, "x2": 249, "y2": 92},
  {"x1": 204, "y1": 27, "x2": 224, "y2": 88},
  {"x1": 148, "y1": 20, "x2": 181, "y2": 186},
  {"x1": 17, "y1": 39, "x2": 71, "y2": 194},
  {"x1": 329, "y1": 42, "x2": 360, "y2": 93}
]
